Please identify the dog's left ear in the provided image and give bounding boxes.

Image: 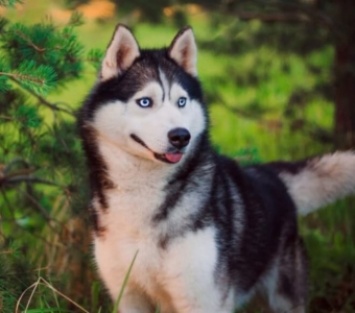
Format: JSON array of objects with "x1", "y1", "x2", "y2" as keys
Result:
[
  {"x1": 168, "y1": 27, "x2": 197, "y2": 76},
  {"x1": 100, "y1": 24, "x2": 140, "y2": 81}
]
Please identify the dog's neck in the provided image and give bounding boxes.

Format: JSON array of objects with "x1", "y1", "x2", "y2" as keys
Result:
[{"x1": 96, "y1": 136, "x2": 177, "y2": 193}]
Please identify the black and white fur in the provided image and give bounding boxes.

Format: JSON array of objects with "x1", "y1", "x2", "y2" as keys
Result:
[{"x1": 78, "y1": 25, "x2": 355, "y2": 313}]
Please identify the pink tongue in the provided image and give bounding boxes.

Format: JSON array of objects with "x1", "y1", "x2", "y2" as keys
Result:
[{"x1": 165, "y1": 153, "x2": 183, "y2": 163}]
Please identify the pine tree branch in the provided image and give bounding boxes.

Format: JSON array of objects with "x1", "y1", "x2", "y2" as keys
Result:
[
  {"x1": 0, "y1": 165, "x2": 61, "y2": 188},
  {"x1": 24, "y1": 191, "x2": 64, "y2": 232},
  {"x1": 14, "y1": 29, "x2": 46, "y2": 53},
  {"x1": 9, "y1": 76, "x2": 75, "y2": 116},
  {"x1": 234, "y1": 1, "x2": 340, "y2": 37},
  {"x1": 0, "y1": 71, "x2": 46, "y2": 85},
  {"x1": 3, "y1": 168, "x2": 36, "y2": 179},
  {"x1": 24, "y1": 191, "x2": 53, "y2": 222},
  {"x1": 218, "y1": 101, "x2": 274, "y2": 120},
  {"x1": 1, "y1": 175, "x2": 59, "y2": 187},
  {"x1": 3, "y1": 158, "x2": 31, "y2": 173},
  {"x1": 0, "y1": 115, "x2": 13, "y2": 121},
  {"x1": 274, "y1": 1, "x2": 335, "y2": 30},
  {"x1": 233, "y1": 10, "x2": 307, "y2": 23}
]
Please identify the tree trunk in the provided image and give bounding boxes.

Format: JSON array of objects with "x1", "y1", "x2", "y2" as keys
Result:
[{"x1": 334, "y1": 0, "x2": 355, "y2": 149}]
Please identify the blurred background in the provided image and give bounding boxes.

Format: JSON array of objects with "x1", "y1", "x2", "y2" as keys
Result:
[{"x1": 0, "y1": 0, "x2": 354, "y2": 312}]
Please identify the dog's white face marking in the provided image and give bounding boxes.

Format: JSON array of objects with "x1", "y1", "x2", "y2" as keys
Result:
[
  {"x1": 159, "y1": 69, "x2": 170, "y2": 102},
  {"x1": 92, "y1": 71, "x2": 206, "y2": 164}
]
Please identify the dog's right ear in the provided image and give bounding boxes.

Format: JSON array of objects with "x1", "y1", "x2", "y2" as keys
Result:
[
  {"x1": 100, "y1": 25, "x2": 140, "y2": 81},
  {"x1": 168, "y1": 27, "x2": 197, "y2": 76}
]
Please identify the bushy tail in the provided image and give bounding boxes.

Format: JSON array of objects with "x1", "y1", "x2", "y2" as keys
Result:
[{"x1": 269, "y1": 152, "x2": 355, "y2": 216}]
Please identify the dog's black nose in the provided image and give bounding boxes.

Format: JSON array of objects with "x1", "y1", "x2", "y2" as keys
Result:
[{"x1": 168, "y1": 128, "x2": 191, "y2": 149}]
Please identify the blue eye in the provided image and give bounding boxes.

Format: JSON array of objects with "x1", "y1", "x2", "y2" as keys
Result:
[
  {"x1": 177, "y1": 97, "x2": 187, "y2": 108},
  {"x1": 136, "y1": 97, "x2": 153, "y2": 108}
]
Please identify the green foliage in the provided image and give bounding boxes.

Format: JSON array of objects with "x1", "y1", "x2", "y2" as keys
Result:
[
  {"x1": 0, "y1": 19, "x2": 84, "y2": 94},
  {"x1": 0, "y1": 248, "x2": 34, "y2": 313},
  {"x1": 301, "y1": 199, "x2": 355, "y2": 312},
  {"x1": 0, "y1": 0, "x2": 22, "y2": 7},
  {"x1": 12, "y1": 61, "x2": 57, "y2": 95},
  {"x1": 120, "y1": 0, "x2": 170, "y2": 23},
  {"x1": 87, "y1": 48, "x2": 104, "y2": 71},
  {"x1": 64, "y1": 0, "x2": 90, "y2": 10},
  {"x1": 14, "y1": 104, "x2": 42, "y2": 128},
  {"x1": 0, "y1": 4, "x2": 95, "y2": 312}
]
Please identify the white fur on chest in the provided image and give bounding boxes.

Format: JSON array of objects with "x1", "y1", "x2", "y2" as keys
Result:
[
  {"x1": 94, "y1": 204, "x2": 163, "y2": 299},
  {"x1": 92, "y1": 136, "x2": 229, "y2": 313},
  {"x1": 93, "y1": 139, "x2": 173, "y2": 298}
]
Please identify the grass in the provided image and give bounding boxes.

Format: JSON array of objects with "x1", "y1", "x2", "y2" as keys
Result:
[
  {"x1": 302, "y1": 200, "x2": 355, "y2": 312},
  {"x1": 112, "y1": 251, "x2": 138, "y2": 313},
  {"x1": 15, "y1": 277, "x2": 90, "y2": 313}
]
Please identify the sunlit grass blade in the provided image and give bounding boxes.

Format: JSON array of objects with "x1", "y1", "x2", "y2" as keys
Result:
[{"x1": 112, "y1": 250, "x2": 139, "y2": 313}]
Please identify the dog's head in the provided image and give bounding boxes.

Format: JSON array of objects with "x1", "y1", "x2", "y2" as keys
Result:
[{"x1": 81, "y1": 25, "x2": 207, "y2": 164}]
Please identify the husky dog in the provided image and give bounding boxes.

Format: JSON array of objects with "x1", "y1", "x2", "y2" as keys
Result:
[{"x1": 78, "y1": 25, "x2": 355, "y2": 313}]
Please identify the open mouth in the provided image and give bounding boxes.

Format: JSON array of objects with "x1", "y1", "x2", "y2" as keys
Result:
[
  {"x1": 154, "y1": 152, "x2": 183, "y2": 164},
  {"x1": 130, "y1": 134, "x2": 184, "y2": 164}
]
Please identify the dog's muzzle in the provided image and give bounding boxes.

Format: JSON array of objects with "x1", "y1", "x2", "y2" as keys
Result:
[
  {"x1": 130, "y1": 130, "x2": 190, "y2": 164},
  {"x1": 168, "y1": 128, "x2": 191, "y2": 149}
]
